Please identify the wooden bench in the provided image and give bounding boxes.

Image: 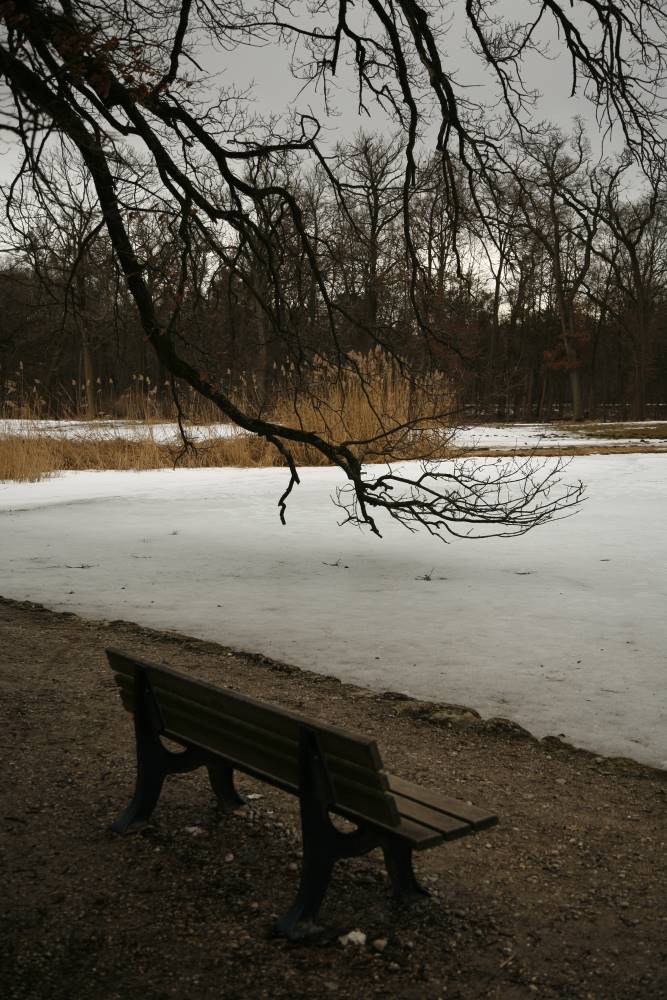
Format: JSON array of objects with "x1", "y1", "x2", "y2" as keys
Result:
[{"x1": 107, "y1": 648, "x2": 498, "y2": 938}]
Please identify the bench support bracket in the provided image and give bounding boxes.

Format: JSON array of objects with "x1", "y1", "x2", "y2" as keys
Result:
[
  {"x1": 207, "y1": 762, "x2": 245, "y2": 814},
  {"x1": 276, "y1": 727, "x2": 424, "y2": 940},
  {"x1": 276, "y1": 727, "x2": 374, "y2": 938},
  {"x1": 381, "y1": 839, "x2": 430, "y2": 902},
  {"x1": 111, "y1": 674, "x2": 242, "y2": 833}
]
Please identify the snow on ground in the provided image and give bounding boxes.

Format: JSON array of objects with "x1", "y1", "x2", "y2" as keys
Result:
[
  {"x1": 0, "y1": 418, "x2": 239, "y2": 444},
  {"x1": 2, "y1": 417, "x2": 667, "y2": 449},
  {"x1": 1, "y1": 454, "x2": 665, "y2": 768},
  {"x1": 455, "y1": 423, "x2": 667, "y2": 449}
]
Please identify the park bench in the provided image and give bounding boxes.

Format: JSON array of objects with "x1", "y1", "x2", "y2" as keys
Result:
[{"x1": 107, "y1": 648, "x2": 498, "y2": 938}]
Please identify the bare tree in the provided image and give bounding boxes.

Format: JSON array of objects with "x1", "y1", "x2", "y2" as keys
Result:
[
  {"x1": 0, "y1": 151, "x2": 116, "y2": 414},
  {"x1": 513, "y1": 127, "x2": 601, "y2": 421},
  {"x1": 593, "y1": 157, "x2": 667, "y2": 419},
  {"x1": 2, "y1": 2, "x2": 663, "y2": 534},
  {"x1": 331, "y1": 133, "x2": 405, "y2": 348}
]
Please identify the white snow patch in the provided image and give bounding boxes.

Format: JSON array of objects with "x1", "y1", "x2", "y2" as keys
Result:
[
  {"x1": 453, "y1": 423, "x2": 667, "y2": 450},
  {"x1": 1, "y1": 456, "x2": 665, "y2": 768},
  {"x1": 0, "y1": 418, "x2": 239, "y2": 444},
  {"x1": 3, "y1": 418, "x2": 666, "y2": 450}
]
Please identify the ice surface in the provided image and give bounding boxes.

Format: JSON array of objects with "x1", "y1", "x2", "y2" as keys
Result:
[{"x1": 1, "y1": 455, "x2": 665, "y2": 767}]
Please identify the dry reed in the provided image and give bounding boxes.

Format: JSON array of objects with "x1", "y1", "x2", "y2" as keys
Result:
[
  {"x1": 0, "y1": 436, "x2": 60, "y2": 483},
  {"x1": 4, "y1": 425, "x2": 663, "y2": 484},
  {"x1": 0, "y1": 432, "x2": 311, "y2": 481},
  {"x1": 1, "y1": 351, "x2": 458, "y2": 482}
]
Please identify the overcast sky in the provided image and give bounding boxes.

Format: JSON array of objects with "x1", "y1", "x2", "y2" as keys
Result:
[
  {"x1": 210, "y1": 4, "x2": 624, "y2": 159},
  {"x1": 1, "y1": 2, "x2": 664, "y2": 187}
]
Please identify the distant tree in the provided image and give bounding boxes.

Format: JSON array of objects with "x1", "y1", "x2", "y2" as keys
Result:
[
  {"x1": 593, "y1": 157, "x2": 667, "y2": 419},
  {"x1": 0, "y1": 152, "x2": 117, "y2": 414},
  {"x1": 513, "y1": 126, "x2": 602, "y2": 421}
]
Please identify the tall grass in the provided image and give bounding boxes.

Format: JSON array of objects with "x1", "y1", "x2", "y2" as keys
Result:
[
  {"x1": 268, "y1": 350, "x2": 456, "y2": 464},
  {"x1": 1, "y1": 367, "x2": 225, "y2": 423},
  {"x1": 0, "y1": 436, "x2": 60, "y2": 482},
  {"x1": 0, "y1": 427, "x2": 326, "y2": 481},
  {"x1": 0, "y1": 351, "x2": 458, "y2": 482}
]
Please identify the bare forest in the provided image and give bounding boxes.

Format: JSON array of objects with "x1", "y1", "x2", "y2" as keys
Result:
[{"x1": 2, "y1": 128, "x2": 667, "y2": 425}]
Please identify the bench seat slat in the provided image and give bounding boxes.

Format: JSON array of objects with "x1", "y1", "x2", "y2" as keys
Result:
[
  {"x1": 390, "y1": 818, "x2": 444, "y2": 851},
  {"x1": 387, "y1": 775, "x2": 498, "y2": 830},
  {"x1": 393, "y1": 794, "x2": 473, "y2": 840}
]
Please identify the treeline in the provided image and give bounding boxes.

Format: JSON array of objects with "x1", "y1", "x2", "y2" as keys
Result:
[{"x1": 1, "y1": 127, "x2": 666, "y2": 422}]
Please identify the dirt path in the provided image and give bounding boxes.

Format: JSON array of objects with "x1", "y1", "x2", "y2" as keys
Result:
[{"x1": 1, "y1": 597, "x2": 665, "y2": 999}]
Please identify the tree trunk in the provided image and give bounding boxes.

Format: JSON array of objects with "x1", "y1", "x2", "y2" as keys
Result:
[
  {"x1": 76, "y1": 270, "x2": 96, "y2": 417},
  {"x1": 80, "y1": 328, "x2": 97, "y2": 417},
  {"x1": 561, "y1": 323, "x2": 584, "y2": 421}
]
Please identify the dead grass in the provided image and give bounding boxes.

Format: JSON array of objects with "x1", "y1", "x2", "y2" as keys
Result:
[
  {"x1": 6, "y1": 431, "x2": 664, "y2": 485},
  {"x1": 1, "y1": 352, "x2": 459, "y2": 482},
  {"x1": 557, "y1": 420, "x2": 667, "y2": 440},
  {"x1": 268, "y1": 351, "x2": 455, "y2": 458},
  {"x1": 0, "y1": 435, "x2": 60, "y2": 483},
  {"x1": 0, "y1": 433, "x2": 280, "y2": 481},
  {"x1": 2, "y1": 371, "x2": 225, "y2": 424},
  {"x1": 0, "y1": 421, "x2": 453, "y2": 483}
]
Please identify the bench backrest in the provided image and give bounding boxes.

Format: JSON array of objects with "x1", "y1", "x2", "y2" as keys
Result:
[{"x1": 107, "y1": 648, "x2": 400, "y2": 829}]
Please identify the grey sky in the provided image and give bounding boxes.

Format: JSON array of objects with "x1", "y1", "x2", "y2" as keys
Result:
[
  {"x1": 210, "y1": 4, "x2": 630, "y2": 159},
  {"x1": 1, "y1": 2, "x2": 664, "y2": 186}
]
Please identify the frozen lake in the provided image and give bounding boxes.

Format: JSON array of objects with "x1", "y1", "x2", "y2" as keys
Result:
[{"x1": 1, "y1": 454, "x2": 665, "y2": 767}]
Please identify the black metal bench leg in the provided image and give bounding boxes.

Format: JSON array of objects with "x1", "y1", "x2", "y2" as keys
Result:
[
  {"x1": 276, "y1": 846, "x2": 336, "y2": 939},
  {"x1": 112, "y1": 676, "x2": 175, "y2": 834},
  {"x1": 111, "y1": 716, "x2": 167, "y2": 834},
  {"x1": 382, "y1": 840, "x2": 429, "y2": 902},
  {"x1": 207, "y1": 763, "x2": 245, "y2": 813},
  {"x1": 276, "y1": 727, "x2": 342, "y2": 939},
  {"x1": 276, "y1": 785, "x2": 338, "y2": 939}
]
